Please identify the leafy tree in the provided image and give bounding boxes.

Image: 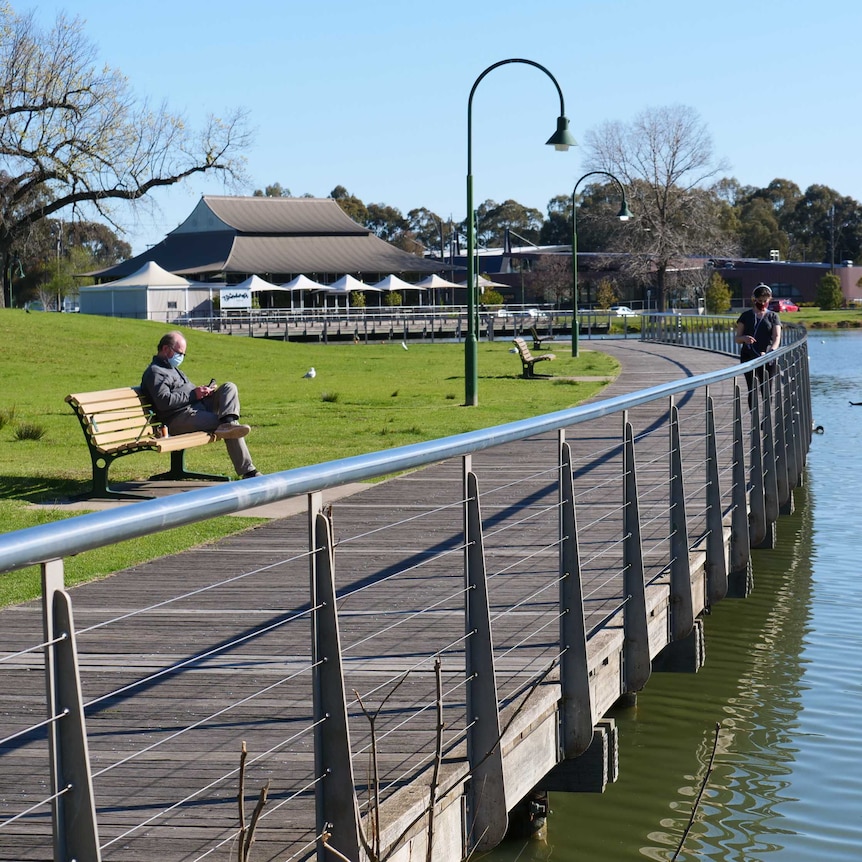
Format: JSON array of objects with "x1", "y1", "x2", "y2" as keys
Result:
[
  {"x1": 40, "y1": 245, "x2": 99, "y2": 310},
  {"x1": 330, "y1": 186, "x2": 368, "y2": 225},
  {"x1": 539, "y1": 195, "x2": 572, "y2": 245},
  {"x1": 253, "y1": 183, "x2": 291, "y2": 197},
  {"x1": 596, "y1": 278, "x2": 618, "y2": 309},
  {"x1": 365, "y1": 203, "x2": 408, "y2": 243},
  {"x1": 475, "y1": 199, "x2": 543, "y2": 247},
  {"x1": 406, "y1": 207, "x2": 447, "y2": 254},
  {"x1": 0, "y1": 5, "x2": 250, "y2": 307},
  {"x1": 780, "y1": 185, "x2": 862, "y2": 264},
  {"x1": 815, "y1": 272, "x2": 844, "y2": 309},
  {"x1": 383, "y1": 291, "x2": 401, "y2": 307},
  {"x1": 532, "y1": 255, "x2": 572, "y2": 306},
  {"x1": 736, "y1": 196, "x2": 787, "y2": 259},
  {"x1": 9, "y1": 216, "x2": 129, "y2": 307},
  {"x1": 704, "y1": 271, "x2": 732, "y2": 313},
  {"x1": 583, "y1": 105, "x2": 734, "y2": 311},
  {"x1": 481, "y1": 288, "x2": 504, "y2": 307}
]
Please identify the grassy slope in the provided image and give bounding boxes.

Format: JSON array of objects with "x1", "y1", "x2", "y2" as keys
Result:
[{"x1": 0, "y1": 310, "x2": 619, "y2": 604}]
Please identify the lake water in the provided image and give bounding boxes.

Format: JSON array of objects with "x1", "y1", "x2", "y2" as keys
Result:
[{"x1": 486, "y1": 331, "x2": 862, "y2": 861}]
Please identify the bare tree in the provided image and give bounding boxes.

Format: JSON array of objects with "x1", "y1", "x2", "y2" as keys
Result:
[
  {"x1": 583, "y1": 105, "x2": 734, "y2": 310},
  {"x1": 0, "y1": 6, "x2": 251, "y2": 306}
]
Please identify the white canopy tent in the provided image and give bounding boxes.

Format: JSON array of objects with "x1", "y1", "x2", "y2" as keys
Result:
[{"x1": 80, "y1": 260, "x2": 205, "y2": 319}]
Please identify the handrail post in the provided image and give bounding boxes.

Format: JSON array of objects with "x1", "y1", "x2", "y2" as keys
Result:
[
  {"x1": 623, "y1": 416, "x2": 651, "y2": 693},
  {"x1": 668, "y1": 399, "x2": 694, "y2": 639},
  {"x1": 310, "y1": 496, "x2": 360, "y2": 862},
  {"x1": 773, "y1": 368, "x2": 793, "y2": 514},
  {"x1": 760, "y1": 374, "x2": 779, "y2": 546},
  {"x1": 787, "y1": 351, "x2": 805, "y2": 483},
  {"x1": 558, "y1": 432, "x2": 593, "y2": 757},
  {"x1": 748, "y1": 378, "x2": 768, "y2": 547},
  {"x1": 729, "y1": 383, "x2": 752, "y2": 595},
  {"x1": 42, "y1": 559, "x2": 102, "y2": 862},
  {"x1": 705, "y1": 391, "x2": 729, "y2": 603},
  {"x1": 463, "y1": 459, "x2": 507, "y2": 851}
]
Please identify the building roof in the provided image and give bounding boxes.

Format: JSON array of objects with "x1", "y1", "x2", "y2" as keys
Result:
[{"x1": 90, "y1": 196, "x2": 451, "y2": 281}]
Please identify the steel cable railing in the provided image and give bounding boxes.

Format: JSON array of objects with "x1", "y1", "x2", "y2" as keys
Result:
[{"x1": 0, "y1": 326, "x2": 810, "y2": 862}]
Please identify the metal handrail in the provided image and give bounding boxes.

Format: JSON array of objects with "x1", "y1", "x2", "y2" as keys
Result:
[{"x1": 0, "y1": 332, "x2": 802, "y2": 575}]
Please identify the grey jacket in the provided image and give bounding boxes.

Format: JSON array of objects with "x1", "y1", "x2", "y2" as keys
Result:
[{"x1": 141, "y1": 356, "x2": 201, "y2": 422}]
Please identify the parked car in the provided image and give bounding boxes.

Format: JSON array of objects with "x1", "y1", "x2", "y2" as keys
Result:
[
  {"x1": 495, "y1": 307, "x2": 539, "y2": 320},
  {"x1": 768, "y1": 299, "x2": 799, "y2": 312},
  {"x1": 610, "y1": 305, "x2": 638, "y2": 317}
]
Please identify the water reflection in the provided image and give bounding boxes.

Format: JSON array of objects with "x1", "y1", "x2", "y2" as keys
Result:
[{"x1": 485, "y1": 332, "x2": 862, "y2": 861}]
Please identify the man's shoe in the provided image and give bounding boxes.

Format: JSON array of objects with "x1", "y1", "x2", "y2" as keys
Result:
[
  {"x1": 213, "y1": 421, "x2": 250, "y2": 440},
  {"x1": 242, "y1": 469, "x2": 262, "y2": 479}
]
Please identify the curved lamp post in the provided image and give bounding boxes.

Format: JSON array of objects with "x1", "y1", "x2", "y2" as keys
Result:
[
  {"x1": 571, "y1": 171, "x2": 632, "y2": 357},
  {"x1": 465, "y1": 58, "x2": 576, "y2": 406}
]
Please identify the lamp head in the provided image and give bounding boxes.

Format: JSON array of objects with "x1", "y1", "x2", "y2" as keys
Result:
[
  {"x1": 546, "y1": 116, "x2": 577, "y2": 152},
  {"x1": 617, "y1": 198, "x2": 633, "y2": 221}
]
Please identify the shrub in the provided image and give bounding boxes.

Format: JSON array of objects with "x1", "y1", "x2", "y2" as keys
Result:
[
  {"x1": 816, "y1": 273, "x2": 844, "y2": 310},
  {"x1": 0, "y1": 406, "x2": 18, "y2": 429},
  {"x1": 705, "y1": 272, "x2": 732, "y2": 313},
  {"x1": 14, "y1": 422, "x2": 46, "y2": 441},
  {"x1": 320, "y1": 392, "x2": 339, "y2": 403}
]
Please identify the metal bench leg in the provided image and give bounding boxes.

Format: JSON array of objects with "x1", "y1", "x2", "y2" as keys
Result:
[
  {"x1": 149, "y1": 449, "x2": 229, "y2": 483},
  {"x1": 80, "y1": 455, "x2": 156, "y2": 501}
]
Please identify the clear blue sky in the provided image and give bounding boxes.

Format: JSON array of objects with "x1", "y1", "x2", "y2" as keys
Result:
[{"x1": 23, "y1": 0, "x2": 862, "y2": 255}]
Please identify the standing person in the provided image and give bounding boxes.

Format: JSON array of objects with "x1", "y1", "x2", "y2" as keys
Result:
[
  {"x1": 735, "y1": 284, "x2": 781, "y2": 409},
  {"x1": 141, "y1": 331, "x2": 261, "y2": 479}
]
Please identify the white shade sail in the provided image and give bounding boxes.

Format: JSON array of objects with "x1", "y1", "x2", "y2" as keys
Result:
[
  {"x1": 414, "y1": 274, "x2": 461, "y2": 290},
  {"x1": 370, "y1": 274, "x2": 425, "y2": 292},
  {"x1": 280, "y1": 274, "x2": 322, "y2": 291},
  {"x1": 458, "y1": 274, "x2": 507, "y2": 289},
  {"x1": 233, "y1": 274, "x2": 290, "y2": 292},
  {"x1": 318, "y1": 274, "x2": 382, "y2": 293}
]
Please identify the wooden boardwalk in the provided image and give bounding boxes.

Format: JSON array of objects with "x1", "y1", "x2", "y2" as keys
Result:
[{"x1": 0, "y1": 341, "x2": 751, "y2": 862}]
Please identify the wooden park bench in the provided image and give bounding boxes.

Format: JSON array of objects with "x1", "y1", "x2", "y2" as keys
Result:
[
  {"x1": 513, "y1": 337, "x2": 557, "y2": 379},
  {"x1": 529, "y1": 325, "x2": 556, "y2": 350},
  {"x1": 65, "y1": 387, "x2": 227, "y2": 500}
]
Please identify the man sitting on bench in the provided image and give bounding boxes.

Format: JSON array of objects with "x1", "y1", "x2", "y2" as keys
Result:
[{"x1": 142, "y1": 331, "x2": 261, "y2": 480}]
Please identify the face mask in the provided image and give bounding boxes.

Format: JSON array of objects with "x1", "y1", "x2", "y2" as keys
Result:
[{"x1": 168, "y1": 352, "x2": 184, "y2": 368}]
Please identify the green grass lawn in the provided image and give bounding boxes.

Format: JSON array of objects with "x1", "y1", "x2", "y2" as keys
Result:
[{"x1": 0, "y1": 310, "x2": 619, "y2": 604}]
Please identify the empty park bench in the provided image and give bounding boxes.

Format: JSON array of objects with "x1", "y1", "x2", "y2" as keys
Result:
[
  {"x1": 529, "y1": 325, "x2": 556, "y2": 349},
  {"x1": 65, "y1": 387, "x2": 227, "y2": 499},
  {"x1": 513, "y1": 336, "x2": 557, "y2": 378}
]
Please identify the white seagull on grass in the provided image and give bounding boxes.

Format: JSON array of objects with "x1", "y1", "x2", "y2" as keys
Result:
[{"x1": 303, "y1": 367, "x2": 316, "y2": 379}]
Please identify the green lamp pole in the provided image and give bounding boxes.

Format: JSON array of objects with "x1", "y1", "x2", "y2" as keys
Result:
[
  {"x1": 571, "y1": 171, "x2": 632, "y2": 357},
  {"x1": 465, "y1": 58, "x2": 576, "y2": 406}
]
